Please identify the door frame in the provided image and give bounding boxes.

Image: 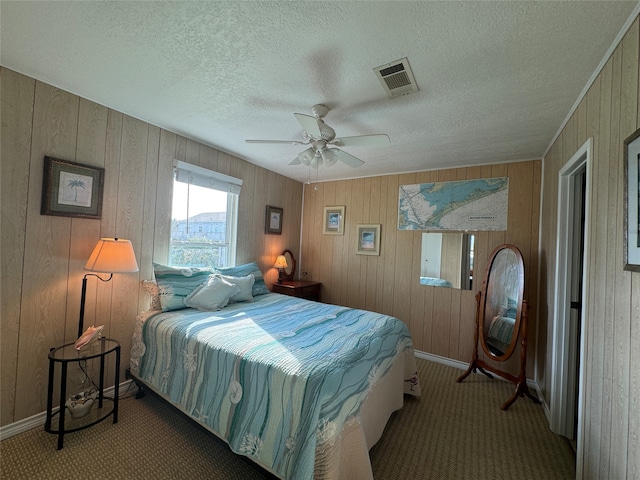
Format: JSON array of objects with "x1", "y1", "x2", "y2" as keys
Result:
[{"x1": 550, "y1": 138, "x2": 592, "y2": 465}]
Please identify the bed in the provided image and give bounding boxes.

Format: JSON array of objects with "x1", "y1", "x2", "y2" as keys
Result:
[
  {"x1": 486, "y1": 297, "x2": 518, "y2": 354},
  {"x1": 419, "y1": 276, "x2": 453, "y2": 288},
  {"x1": 486, "y1": 315, "x2": 515, "y2": 354},
  {"x1": 130, "y1": 264, "x2": 420, "y2": 480}
]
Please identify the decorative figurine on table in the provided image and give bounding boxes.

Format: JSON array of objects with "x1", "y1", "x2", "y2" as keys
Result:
[{"x1": 74, "y1": 325, "x2": 104, "y2": 350}]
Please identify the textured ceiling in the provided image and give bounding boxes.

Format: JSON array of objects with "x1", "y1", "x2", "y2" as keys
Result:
[{"x1": 1, "y1": 1, "x2": 638, "y2": 183}]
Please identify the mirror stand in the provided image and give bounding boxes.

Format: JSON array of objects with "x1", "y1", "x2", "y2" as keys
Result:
[
  {"x1": 456, "y1": 244, "x2": 540, "y2": 410},
  {"x1": 457, "y1": 295, "x2": 539, "y2": 409}
]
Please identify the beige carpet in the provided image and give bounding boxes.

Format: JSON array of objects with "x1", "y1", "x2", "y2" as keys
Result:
[
  {"x1": 0, "y1": 358, "x2": 575, "y2": 479},
  {"x1": 370, "y1": 360, "x2": 575, "y2": 479}
]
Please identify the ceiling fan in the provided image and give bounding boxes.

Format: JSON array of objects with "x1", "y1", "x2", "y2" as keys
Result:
[{"x1": 245, "y1": 104, "x2": 390, "y2": 168}]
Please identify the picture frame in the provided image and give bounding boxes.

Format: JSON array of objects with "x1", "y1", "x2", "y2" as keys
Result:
[
  {"x1": 265, "y1": 205, "x2": 283, "y2": 234},
  {"x1": 323, "y1": 206, "x2": 345, "y2": 235},
  {"x1": 624, "y1": 128, "x2": 640, "y2": 272},
  {"x1": 355, "y1": 224, "x2": 381, "y2": 256},
  {"x1": 41, "y1": 156, "x2": 104, "y2": 219}
]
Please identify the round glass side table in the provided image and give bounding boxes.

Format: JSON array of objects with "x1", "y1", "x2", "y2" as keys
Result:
[{"x1": 45, "y1": 337, "x2": 120, "y2": 449}]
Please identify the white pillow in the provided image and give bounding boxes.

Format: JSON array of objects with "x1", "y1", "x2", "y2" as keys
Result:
[
  {"x1": 184, "y1": 275, "x2": 240, "y2": 311},
  {"x1": 217, "y1": 274, "x2": 255, "y2": 303}
]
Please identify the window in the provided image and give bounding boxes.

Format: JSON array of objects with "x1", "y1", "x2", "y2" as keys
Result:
[{"x1": 170, "y1": 161, "x2": 242, "y2": 268}]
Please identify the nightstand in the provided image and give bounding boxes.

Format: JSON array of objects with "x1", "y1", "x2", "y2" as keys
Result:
[
  {"x1": 272, "y1": 281, "x2": 322, "y2": 301},
  {"x1": 45, "y1": 337, "x2": 120, "y2": 449}
]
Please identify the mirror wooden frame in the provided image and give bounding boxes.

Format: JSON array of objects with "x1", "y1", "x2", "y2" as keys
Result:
[
  {"x1": 456, "y1": 244, "x2": 539, "y2": 410},
  {"x1": 281, "y1": 250, "x2": 296, "y2": 281}
]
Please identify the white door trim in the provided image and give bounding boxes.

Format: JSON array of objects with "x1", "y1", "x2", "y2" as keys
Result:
[{"x1": 550, "y1": 137, "x2": 592, "y2": 474}]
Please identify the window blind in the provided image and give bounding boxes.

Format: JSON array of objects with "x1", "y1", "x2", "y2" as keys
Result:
[{"x1": 174, "y1": 160, "x2": 242, "y2": 194}]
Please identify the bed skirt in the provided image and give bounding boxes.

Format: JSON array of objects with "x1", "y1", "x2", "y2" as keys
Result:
[{"x1": 131, "y1": 346, "x2": 415, "y2": 479}]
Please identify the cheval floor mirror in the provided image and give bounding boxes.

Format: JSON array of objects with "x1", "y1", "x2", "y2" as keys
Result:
[{"x1": 457, "y1": 244, "x2": 540, "y2": 410}]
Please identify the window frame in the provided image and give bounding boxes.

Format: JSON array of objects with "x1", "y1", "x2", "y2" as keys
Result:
[{"x1": 169, "y1": 161, "x2": 242, "y2": 268}]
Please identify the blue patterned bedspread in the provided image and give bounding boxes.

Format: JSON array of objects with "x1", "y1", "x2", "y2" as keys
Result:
[
  {"x1": 419, "y1": 276, "x2": 453, "y2": 287},
  {"x1": 133, "y1": 293, "x2": 418, "y2": 479},
  {"x1": 488, "y1": 315, "x2": 515, "y2": 345}
]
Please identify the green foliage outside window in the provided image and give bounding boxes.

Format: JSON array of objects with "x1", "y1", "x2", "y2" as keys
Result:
[{"x1": 170, "y1": 242, "x2": 227, "y2": 268}]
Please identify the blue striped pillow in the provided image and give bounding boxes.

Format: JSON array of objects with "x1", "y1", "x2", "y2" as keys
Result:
[
  {"x1": 153, "y1": 263, "x2": 214, "y2": 311},
  {"x1": 214, "y1": 262, "x2": 269, "y2": 296},
  {"x1": 505, "y1": 297, "x2": 518, "y2": 319}
]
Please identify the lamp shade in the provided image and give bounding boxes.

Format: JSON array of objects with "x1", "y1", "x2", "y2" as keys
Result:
[
  {"x1": 84, "y1": 238, "x2": 139, "y2": 273},
  {"x1": 320, "y1": 148, "x2": 339, "y2": 167},
  {"x1": 296, "y1": 147, "x2": 316, "y2": 166},
  {"x1": 309, "y1": 151, "x2": 322, "y2": 169},
  {"x1": 273, "y1": 255, "x2": 288, "y2": 269}
]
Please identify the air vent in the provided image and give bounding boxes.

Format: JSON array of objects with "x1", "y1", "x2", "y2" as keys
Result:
[{"x1": 373, "y1": 57, "x2": 419, "y2": 98}]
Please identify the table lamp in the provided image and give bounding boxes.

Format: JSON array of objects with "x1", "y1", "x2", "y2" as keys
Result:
[
  {"x1": 78, "y1": 238, "x2": 139, "y2": 338},
  {"x1": 273, "y1": 255, "x2": 288, "y2": 284}
]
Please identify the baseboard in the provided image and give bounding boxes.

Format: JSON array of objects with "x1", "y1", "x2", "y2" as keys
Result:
[
  {"x1": 414, "y1": 349, "x2": 541, "y2": 394},
  {"x1": 538, "y1": 386, "x2": 552, "y2": 422},
  {"x1": 3, "y1": 353, "x2": 546, "y2": 440},
  {"x1": 0, "y1": 380, "x2": 132, "y2": 441},
  {"x1": 415, "y1": 349, "x2": 469, "y2": 370}
]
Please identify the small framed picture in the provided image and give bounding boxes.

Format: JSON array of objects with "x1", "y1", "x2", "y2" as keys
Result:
[
  {"x1": 323, "y1": 206, "x2": 345, "y2": 235},
  {"x1": 265, "y1": 205, "x2": 283, "y2": 234},
  {"x1": 624, "y1": 127, "x2": 640, "y2": 271},
  {"x1": 356, "y1": 224, "x2": 381, "y2": 256},
  {"x1": 41, "y1": 156, "x2": 104, "y2": 219}
]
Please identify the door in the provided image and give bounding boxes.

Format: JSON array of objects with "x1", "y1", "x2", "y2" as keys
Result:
[
  {"x1": 421, "y1": 233, "x2": 442, "y2": 278},
  {"x1": 567, "y1": 166, "x2": 586, "y2": 446},
  {"x1": 550, "y1": 138, "x2": 591, "y2": 459}
]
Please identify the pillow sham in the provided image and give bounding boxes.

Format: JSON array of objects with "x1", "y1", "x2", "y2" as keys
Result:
[
  {"x1": 217, "y1": 273, "x2": 255, "y2": 303},
  {"x1": 214, "y1": 262, "x2": 269, "y2": 296},
  {"x1": 505, "y1": 297, "x2": 518, "y2": 319},
  {"x1": 142, "y1": 280, "x2": 162, "y2": 311},
  {"x1": 153, "y1": 263, "x2": 215, "y2": 311},
  {"x1": 184, "y1": 275, "x2": 240, "y2": 311},
  {"x1": 498, "y1": 297, "x2": 518, "y2": 319}
]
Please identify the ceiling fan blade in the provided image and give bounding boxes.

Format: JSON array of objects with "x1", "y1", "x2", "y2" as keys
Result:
[
  {"x1": 333, "y1": 148, "x2": 365, "y2": 168},
  {"x1": 293, "y1": 113, "x2": 321, "y2": 137},
  {"x1": 332, "y1": 134, "x2": 390, "y2": 147},
  {"x1": 289, "y1": 158, "x2": 302, "y2": 165},
  {"x1": 245, "y1": 139, "x2": 306, "y2": 145}
]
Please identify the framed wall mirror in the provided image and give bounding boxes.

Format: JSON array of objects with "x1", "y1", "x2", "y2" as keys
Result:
[
  {"x1": 456, "y1": 244, "x2": 539, "y2": 410},
  {"x1": 419, "y1": 232, "x2": 475, "y2": 290}
]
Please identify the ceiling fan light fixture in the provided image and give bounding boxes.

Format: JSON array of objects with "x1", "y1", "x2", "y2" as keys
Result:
[
  {"x1": 321, "y1": 148, "x2": 339, "y2": 167},
  {"x1": 296, "y1": 147, "x2": 315, "y2": 166},
  {"x1": 310, "y1": 151, "x2": 322, "y2": 169}
]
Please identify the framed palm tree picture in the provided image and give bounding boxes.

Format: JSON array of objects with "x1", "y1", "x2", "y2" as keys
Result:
[{"x1": 41, "y1": 156, "x2": 105, "y2": 219}]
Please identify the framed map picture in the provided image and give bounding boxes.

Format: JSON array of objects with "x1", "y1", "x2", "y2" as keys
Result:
[{"x1": 398, "y1": 177, "x2": 509, "y2": 231}]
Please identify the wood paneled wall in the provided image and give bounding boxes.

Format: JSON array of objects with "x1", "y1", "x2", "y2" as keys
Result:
[
  {"x1": 300, "y1": 160, "x2": 541, "y2": 377},
  {"x1": 539, "y1": 18, "x2": 640, "y2": 478},
  {"x1": 0, "y1": 68, "x2": 303, "y2": 426}
]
